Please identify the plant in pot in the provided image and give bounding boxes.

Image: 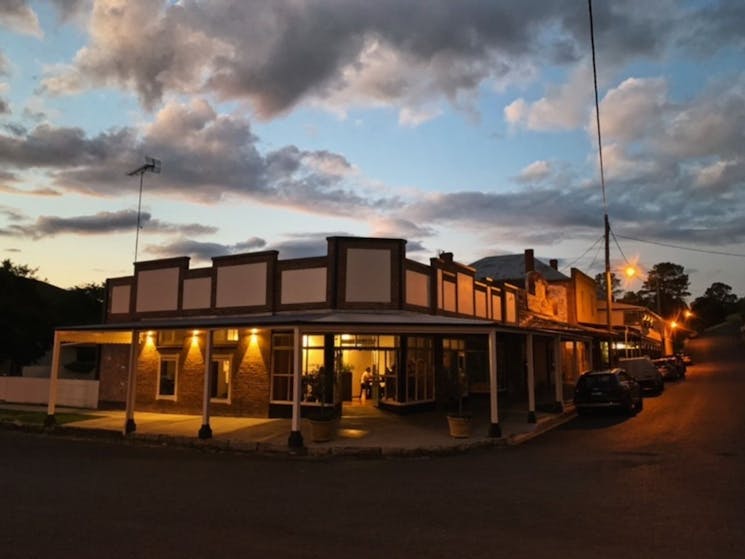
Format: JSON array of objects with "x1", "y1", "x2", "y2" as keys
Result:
[
  {"x1": 446, "y1": 366, "x2": 471, "y2": 438},
  {"x1": 307, "y1": 365, "x2": 338, "y2": 442}
]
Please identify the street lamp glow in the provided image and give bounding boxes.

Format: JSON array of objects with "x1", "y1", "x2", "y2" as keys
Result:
[{"x1": 671, "y1": 321, "x2": 678, "y2": 329}]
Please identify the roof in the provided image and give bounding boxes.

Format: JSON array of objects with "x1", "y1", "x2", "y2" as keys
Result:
[
  {"x1": 470, "y1": 254, "x2": 569, "y2": 282},
  {"x1": 57, "y1": 310, "x2": 512, "y2": 335}
]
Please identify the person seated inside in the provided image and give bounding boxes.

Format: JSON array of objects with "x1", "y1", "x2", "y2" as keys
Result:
[{"x1": 360, "y1": 367, "x2": 372, "y2": 400}]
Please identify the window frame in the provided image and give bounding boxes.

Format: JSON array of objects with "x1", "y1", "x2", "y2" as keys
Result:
[{"x1": 157, "y1": 354, "x2": 179, "y2": 400}]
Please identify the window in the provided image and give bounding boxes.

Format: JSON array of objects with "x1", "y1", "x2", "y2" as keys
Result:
[
  {"x1": 210, "y1": 356, "x2": 231, "y2": 401},
  {"x1": 158, "y1": 356, "x2": 178, "y2": 399},
  {"x1": 406, "y1": 337, "x2": 434, "y2": 402},
  {"x1": 158, "y1": 330, "x2": 185, "y2": 347},
  {"x1": 271, "y1": 333, "x2": 294, "y2": 402},
  {"x1": 213, "y1": 328, "x2": 239, "y2": 345}
]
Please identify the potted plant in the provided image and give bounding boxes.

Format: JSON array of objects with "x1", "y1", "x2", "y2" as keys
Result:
[
  {"x1": 446, "y1": 366, "x2": 471, "y2": 438},
  {"x1": 307, "y1": 365, "x2": 339, "y2": 442}
]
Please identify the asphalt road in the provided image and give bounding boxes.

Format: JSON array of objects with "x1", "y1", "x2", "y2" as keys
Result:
[{"x1": 2, "y1": 325, "x2": 744, "y2": 559}]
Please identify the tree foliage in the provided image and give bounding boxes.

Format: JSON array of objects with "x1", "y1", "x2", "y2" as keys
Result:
[
  {"x1": 0, "y1": 261, "x2": 103, "y2": 374},
  {"x1": 639, "y1": 262, "x2": 690, "y2": 317},
  {"x1": 691, "y1": 282, "x2": 740, "y2": 330},
  {"x1": 594, "y1": 272, "x2": 622, "y2": 300}
]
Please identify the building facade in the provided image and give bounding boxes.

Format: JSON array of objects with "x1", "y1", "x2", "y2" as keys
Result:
[{"x1": 46, "y1": 237, "x2": 595, "y2": 446}]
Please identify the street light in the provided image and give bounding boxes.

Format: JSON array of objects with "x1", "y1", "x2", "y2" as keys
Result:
[{"x1": 127, "y1": 156, "x2": 161, "y2": 263}]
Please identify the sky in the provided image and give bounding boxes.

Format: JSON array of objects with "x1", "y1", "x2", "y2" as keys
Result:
[{"x1": 1, "y1": 0, "x2": 744, "y2": 302}]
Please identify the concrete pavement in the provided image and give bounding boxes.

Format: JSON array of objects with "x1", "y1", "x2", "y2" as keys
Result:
[{"x1": 0, "y1": 400, "x2": 576, "y2": 458}]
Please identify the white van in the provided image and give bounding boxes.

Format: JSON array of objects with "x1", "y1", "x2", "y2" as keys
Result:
[{"x1": 618, "y1": 357, "x2": 664, "y2": 394}]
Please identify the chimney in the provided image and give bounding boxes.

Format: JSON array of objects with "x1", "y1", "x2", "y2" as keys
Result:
[
  {"x1": 549, "y1": 259, "x2": 558, "y2": 270},
  {"x1": 524, "y1": 249, "x2": 534, "y2": 273},
  {"x1": 440, "y1": 251, "x2": 454, "y2": 264}
]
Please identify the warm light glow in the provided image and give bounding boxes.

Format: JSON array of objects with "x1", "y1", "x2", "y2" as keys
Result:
[
  {"x1": 684, "y1": 310, "x2": 693, "y2": 318},
  {"x1": 191, "y1": 330, "x2": 200, "y2": 347},
  {"x1": 625, "y1": 266, "x2": 636, "y2": 278},
  {"x1": 250, "y1": 328, "x2": 258, "y2": 335},
  {"x1": 618, "y1": 256, "x2": 644, "y2": 288},
  {"x1": 670, "y1": 321, "x2": 678, "y2": 329}
]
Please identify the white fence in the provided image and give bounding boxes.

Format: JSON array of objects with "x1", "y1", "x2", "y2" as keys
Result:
[{"x1": 0, "y1": 377, "x2": 99, "y2": 409}]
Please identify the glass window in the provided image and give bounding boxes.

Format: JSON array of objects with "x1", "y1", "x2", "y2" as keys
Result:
[
  {"x1": 158, "y1": 330, "x2": 184, "y2": 347},
  {"x1": 271, "y1": 333, "x2": 294, "y2": 402},
  {"x1": 210, "y1": 356, "x2": 231, "y2": 401},
  {"x1": 406, "y1": 337, "x2": 434, "y2": 402},
  {"x1": 213, "y1": 329, "x2": 240, "y2": 345},
  {"x1": 158, "y1": 356, "x2": 178, "y2": 399}
]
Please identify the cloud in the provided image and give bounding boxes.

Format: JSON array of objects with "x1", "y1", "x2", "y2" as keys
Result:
[
  {"x1": 146, "y1": 236, "x2": 266, "y2": 262},
  {"x1": 505, "y1": 62, "x2": 592, "y2": 131},
  {"x1": 5, "y1": 209, "x2": 218, "y2": 240},
  {"x1": 40, "y1": 0, "x2": 699, "y2": 121},
  {"x1": 0, "y1": 0, "x2": 42, "y2": 37},
  {"x1": 0, "y1": 183, "x2": 61, "y2": 196},
  {"x1": 516, "y1": 160, "x2": 552, "y2": 184},
  {"x1": 0, "y1": 98, "x2": 398, "y2": 217}
]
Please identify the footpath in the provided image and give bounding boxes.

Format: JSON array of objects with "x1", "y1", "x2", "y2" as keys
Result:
[{"x1": 0, "y1": 401, "x2": 576, "y2": 459}]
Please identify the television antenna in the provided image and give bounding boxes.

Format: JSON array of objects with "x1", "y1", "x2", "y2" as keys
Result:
[{"x1": 126, "y1": 156, "x2": 161, "y2": 263}]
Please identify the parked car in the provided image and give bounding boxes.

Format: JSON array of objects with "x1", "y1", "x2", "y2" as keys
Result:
[
  {"x1": 618, "y1": 357, "x2": 665, "y2": 394},
  {"x1": 574, "y1": 368, "x2": 643, "y2": 416},
  {"x1": 679, "y1": 352, "x2": 693, "y2": 366},
  {"x1": 653, "y1": 357, "x2": 685, "y2": 381}
]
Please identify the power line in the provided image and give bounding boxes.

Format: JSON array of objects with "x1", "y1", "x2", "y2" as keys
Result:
[
  {"x1": 615, "y1": 234, "x2": 745, "y2": 258},
  {"x1": 561, "y1": 235, "x2": 604, "y2": 271}
]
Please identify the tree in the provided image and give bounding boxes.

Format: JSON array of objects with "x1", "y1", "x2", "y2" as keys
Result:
[
  {"x1": 0, "y1": 262, "x2": 104, "y2": 374},
  {"x1": 1, "y1": 259, "x2": 38, "y2": 278},
  {"x1": 691, "y1": 282, "x2": 739, "y2": 330},
  {"x1": 594, "y1": 272, "x2": 622, "y2": 300},
  {"x1": 640, "y1": 262, "x2": 690, "y2": 317}
]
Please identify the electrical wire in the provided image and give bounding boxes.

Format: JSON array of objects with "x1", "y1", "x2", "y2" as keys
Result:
[
  {"x1": 561, "y1": 235, "x2": 604, "y2": 271},
  {"x1": 610, "y1": 227, "x2": 632, "y2": 266},
  {"x1": 615, "y1": 234, "x2": 745, "y2": 258}
]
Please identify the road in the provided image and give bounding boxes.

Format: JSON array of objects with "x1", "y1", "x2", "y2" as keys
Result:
[{"x1": 2, "y1": 325, "x2": 744, "y2": 559}]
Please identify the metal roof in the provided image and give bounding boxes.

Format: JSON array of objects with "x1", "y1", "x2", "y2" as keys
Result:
[{"x1": 470, "y1": 254, "x2": 569, "y2": 282}]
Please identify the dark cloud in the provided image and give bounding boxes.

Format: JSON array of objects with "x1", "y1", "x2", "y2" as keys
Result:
[
  {"x1": 6, "y1": 209, "x2": 218, "y2": 240},
  {"x1": 0, "y1": 98, "x2": 9, "y2": 114},
  {"x1": 0, "y1": 98, "x2": 398, "y2": 216},
  {"x1": 40, "y1": 0, "x2": 693, "y2": 118},
  {"x1": 147, "y1": 236, "x2": 266, "y2": 262},
  {"x1": 0, "y1": 183, "x2": 61, "y2": 196},
  {"x1": 0, "y1": 0, "x2": 41, "y2": 36}
]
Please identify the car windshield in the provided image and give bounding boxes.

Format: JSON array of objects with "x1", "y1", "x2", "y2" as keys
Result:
[{"x1": 579, "y1": 374, "x2": 616, "y2": 389}]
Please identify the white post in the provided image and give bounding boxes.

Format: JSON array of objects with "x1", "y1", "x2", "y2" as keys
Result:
[
  {"x1": 488, "y1": 329, "x2": 501, "y2": 437},
  {"x1": 288, "y1": 326, "x2": 304, "y2": 448},
  {"x1": 199, "y1": 330, "x2": 213, "y2": 439},
  {"x1": 553, "y1": 336, "x2": 563, "y2": 411},
  {"x1": 44, "y1": 331, "x2": 61, "y2": 427},
  {"x1": 124, "y1": 330, "x2": 139, "y2": 434},
  {"x1": 527, "y1": 334, "x2": 536, "y2": 423}
]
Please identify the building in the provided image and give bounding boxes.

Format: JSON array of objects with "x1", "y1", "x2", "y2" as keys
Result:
[{"x1": 46, "y1": 237, "x2": 594, "y2": 447}]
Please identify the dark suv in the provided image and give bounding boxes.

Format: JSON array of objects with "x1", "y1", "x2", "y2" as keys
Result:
[{"x1": 574, "y1": 368, "x2": 643, "y2": 416}]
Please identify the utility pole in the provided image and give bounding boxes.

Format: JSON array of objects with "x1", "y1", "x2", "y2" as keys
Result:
[{"x1": 589, "y1": 0, "x2": 614, "y2": 367}]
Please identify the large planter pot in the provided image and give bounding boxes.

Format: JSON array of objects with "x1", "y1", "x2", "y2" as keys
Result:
[
  {"x1": 447, "y1": 414, "x2": 472, "y2": 438},
  {"x1": 309, "y1": 418, "x2": 338, "y2": 442}
]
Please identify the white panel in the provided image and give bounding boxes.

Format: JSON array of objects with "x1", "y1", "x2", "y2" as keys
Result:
[
  {"x1": 216, "y1": 262, "x2": 267, "y2": 308},
  {"x1": 443, "y1": 281, "x2": 456, "y2": 312},
  {"x1": 136, "y1": 268, "x2": 179, "y2": 312},
  {"x1": 505, "y1": 292, "x2": 517, "y2": 323},
  {"x1": 475, "y1": 290, "x2": 487, "y2": 317},
  {"x1": 110, "y1": 285, "x2": 130, "y2": 314},
  {"x1": 281, "y1": 268, "x2": 327, "y2": 304},
  {"x1": 0, "y1": 377, "x2": 99, "y2": 408},
  {"x1": 405, "y1": 270, "x2": 429, "y2": 307},
  {"x1": 492, "y1": 294, "x2": 503, "y2": 321},
  {"x1": 183, "y1": 277, "x2": 212, "y2": 309},
  {"x1": 345, "y1": 248, "x2": 391, "y2": 303},
  {"x1": 457, "y1": 273, "x2": 474, "y2": 315}
]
